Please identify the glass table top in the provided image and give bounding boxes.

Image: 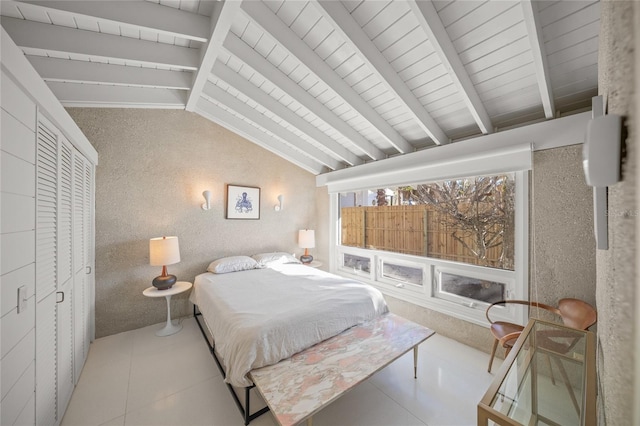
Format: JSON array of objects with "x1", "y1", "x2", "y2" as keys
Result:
[{"x1": 479, "y1": 319, "x2": 595, "y2": 426}]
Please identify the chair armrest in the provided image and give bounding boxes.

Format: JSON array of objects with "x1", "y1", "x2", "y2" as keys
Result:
[{"x1": 486, "y1": 300, "x2": 560, "y2": 324}]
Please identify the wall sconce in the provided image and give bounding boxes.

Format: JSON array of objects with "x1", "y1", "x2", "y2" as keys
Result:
[
  {"x1": 202, "y1": 190, "x2": 212, "y2": 211},
  {"x1": 274, "y1": 194, "x2": 284, "y2": 212}
]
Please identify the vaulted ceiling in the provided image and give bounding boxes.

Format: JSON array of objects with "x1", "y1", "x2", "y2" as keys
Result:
[{"x1": 0, "y1": 0, "x2": 600, "y2": 174}]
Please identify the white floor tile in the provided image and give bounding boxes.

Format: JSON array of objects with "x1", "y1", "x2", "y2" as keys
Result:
[
  {"x1": 311, "y1": 381, "x2": 425, "y2": 426},
  {"x1": 99, "y1": 415, "x2": 125, "y2": 426},
  {"x1": 131, "y1": 318, "x2": 202, "y2": 358},
  {"x1": 126, "y1": 337, "x2": 221, "y2": 412},
  {"x1": 369, "y1": 337, "x2": 495, "y2": 426},
  {"x1": 64, "y1": 317, "x2": 498, "y2": 426},
  {"x1": 61, "y1": 355, "x2": 131, "y2": 426}
]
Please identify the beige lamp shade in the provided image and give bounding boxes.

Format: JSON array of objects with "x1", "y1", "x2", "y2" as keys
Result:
[
  {"x1": 149, "y1": 236, "x2": 181, "y2": 266},
  {"x1": 298, "y1": 230, "x2": 315, "y2": 249}
]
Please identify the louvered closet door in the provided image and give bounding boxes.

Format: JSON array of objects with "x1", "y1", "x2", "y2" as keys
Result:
[
  {"x1": 72, "y1": 150, "x2": 89, "y2": 381},
  {"x1": 57, "y1": 136, "x2": 75, "y2": 417},
  {"x1": 83, "y1": 162, "x2": 93, "y2": 351},
  {"x1": 35, "y1": 117, "x2": 59, "y2": 426}
]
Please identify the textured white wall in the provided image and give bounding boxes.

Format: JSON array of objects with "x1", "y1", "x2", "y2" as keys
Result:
[
  {"x1": 596, "y1": 1, "x2": 638, "y2": 423},
  {"x1": 68, "y1": 108, "x2": 328, "y2": 338}
]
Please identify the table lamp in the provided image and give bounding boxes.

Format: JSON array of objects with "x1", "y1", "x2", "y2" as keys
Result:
[
  {"x1": 298, "y1": 229, "x2": 315, "y2": 264},
  {"x1": 150, "y1": 236, "x2": 180, "y2": 290}
]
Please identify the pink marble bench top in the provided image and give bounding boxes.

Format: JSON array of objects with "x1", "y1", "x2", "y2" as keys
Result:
[{"x1": 249, "y1": 313, "x2": 435, "y2": 426}]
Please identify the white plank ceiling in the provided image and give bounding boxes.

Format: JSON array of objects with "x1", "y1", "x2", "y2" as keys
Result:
[{"x1": 0, "y1": 0, "x2": 600, "y2": 174}]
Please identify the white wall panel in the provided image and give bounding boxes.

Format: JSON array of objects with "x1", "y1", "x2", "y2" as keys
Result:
[
  {"x1": 0, "y1": 362, "x2": 35, "y2": 426},
  {"x1": 0, "y1": 231, "x2": 35, "y2": 276},
  {"x1": 1, "y1": 193, "x2": 35, "y2": 234},
  {"x1": 1, "y1": 264, "x2": 35, "y2": 318},
  {"x1": 0, "y1": 73, "x2": 36, "y2": 131},
  {"x1": 0, "y1": 295, "x2": 35, "y2": 359},
  {"x1": 0, "y1": 153, "x2": 36, "y2": 197},
  {"x1": 12, "y1": 394, "x2": 35, "y2": 426},
  {"x1": 1, "y1": 329, "x2": 35, "y2": 400},
  {"x1": 0, "y1": 110, "x2": 36, "y2": 164}
]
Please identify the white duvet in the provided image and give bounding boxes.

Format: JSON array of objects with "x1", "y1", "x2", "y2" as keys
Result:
[{"x1": 189, "y1": 263, "x2": 388, "y2": 387}]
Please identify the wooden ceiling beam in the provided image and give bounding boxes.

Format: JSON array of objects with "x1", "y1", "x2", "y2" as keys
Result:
[
  {"x1": 196, "y1": 97, "x2": 326, "y2": 175},
  {"x1": 8, "y1": 0, "x2": 210, "y2": 42},
  {"x1": 213, "y1": 61, "x2": 362, "y2": 166},
  {"x1": 242, "y1": 1, "x2": 410, "y2": 155},
  {"x1": 408, "y1": 0, "x2": 493, "y2": 134},
  {"x1": 1, "y1": 16, "x2": 199, "y2": 70},
  {"x1": 47, "y1": 82, "x2": 187, "y2": 108},
  {"x1": 203, "y1": 81, "x2": 344, "y2": 171},
  {"x1": 224, "y1": 32, "x2": 384, "y2": 161},
  {"x1": 186, "y1": 0, "x2": 241, "y2": 111},
  {"x1": 521, "y1": 0, "x2": 556, "y2": 119},
  {"x1": 28, "y1": 56, "x2": 192, "y2": 90},
  {"x1": 313, "y1": 0, "x2": 449, "y2": 145}
]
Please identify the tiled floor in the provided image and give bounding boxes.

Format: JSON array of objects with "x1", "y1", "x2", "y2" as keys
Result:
[{"x1": 61, "y1": 317, "x2": 499, "y2": 426}]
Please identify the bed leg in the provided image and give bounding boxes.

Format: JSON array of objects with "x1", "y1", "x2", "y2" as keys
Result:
[
  {"x1": 413, "y1": 346, "x2": 418, "y2": 379},
  {"x1": 245, "y1": 387, "x2": 251, "y2": 426}
]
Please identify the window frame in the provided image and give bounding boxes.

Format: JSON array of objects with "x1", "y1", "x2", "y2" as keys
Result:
[
  {"x1": 431, "y1": 263, "x2": 514, "y2": 309},
  {"x1": 329, "y1": 170, "x2": 529, "y2": 328}
]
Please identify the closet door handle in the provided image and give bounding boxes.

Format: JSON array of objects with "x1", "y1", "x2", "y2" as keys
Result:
[
  {"x1": 56, "y1": 291, "x2": 65, "y2": 304},
  {"x1": 85, "y1": 266, "x2": 92, "y2": 274}
]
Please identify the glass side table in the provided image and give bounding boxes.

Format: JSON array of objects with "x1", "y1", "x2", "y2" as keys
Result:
[{"x1": 478, "y1": 319, "x2": 596, "y2": 426}]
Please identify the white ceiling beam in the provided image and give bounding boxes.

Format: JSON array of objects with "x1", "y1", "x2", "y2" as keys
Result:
[
  {"x1": 213, "y1": 61, "x2": 362, "y2": 166},
  {"x1": 196, "y1": 97, "x2": 325, "y2": 175},
  {"x1": 313, "y1": 1, "x2": 449, "y2": 146},
  {"x1": 8, "y1": 0, "x2": 210, "y2": 42},
  {"x1": 186, "y1": 0, "x2": 241, "y2": 111},
  {"x1": 47, "y1": 82, "x2": 186, "y2": 108},
  {"x1": 521, "y1": 0, "x2": 555, "y2": 119},
  {"x1": 408, "y1": 0, "x2": 493, "y2": 134},
  {"x1": 1, "y1": 16, "x2": 199, "y2": 70},
  {"x1": 224, "y1": 32, "x2": 385, "y2": 161},
  {"x1": 1, "y1": 26, "x2": 97, "y2": 163},
  {"x1": 317, "y1": 111, "x2": 592, "y2": 188},
  {"x1": 27, "y1": 56, "x2": 191, "y2": 89},
  {"x1": 241, "y1": 2, "x2": 413, "y2": 155},
  {"x1": 203, "y1": 81, "x2": 343, "y2": 171}
]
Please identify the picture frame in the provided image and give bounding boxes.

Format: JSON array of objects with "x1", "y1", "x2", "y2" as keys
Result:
[{"x1": 226, "y1": 184, "x2": 260, "y2": 220}]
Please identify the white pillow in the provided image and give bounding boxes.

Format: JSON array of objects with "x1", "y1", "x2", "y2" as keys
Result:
[
  {"x1": 251, "y1": 251, "x2": 301, "y2": 267},
  {"x1": 207, "y1": 256, "x2": 258, "y2": 274}
]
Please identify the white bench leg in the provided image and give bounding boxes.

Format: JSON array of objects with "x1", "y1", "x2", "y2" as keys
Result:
[{"x1": 413, "y1": 346, "x2": 418, "y2": 379}]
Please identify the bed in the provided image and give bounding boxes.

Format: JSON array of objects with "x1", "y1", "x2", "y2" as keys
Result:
[{"x1": 189, "y1": 254, "x2": 389, "y2": 423}]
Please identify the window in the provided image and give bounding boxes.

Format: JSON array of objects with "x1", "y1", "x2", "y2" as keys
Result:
[
  {"x1": 340, "y1": 174, "x2": 515, "y2": 270},
  {"x1": 339, "y1": 252, "x2": 372, "y2": 278},
  {"x1": 332, "y1": 171, "x2": 528, "y2": 327},
  {"x1": 438, "y1": 272, "x2": 505, "y2": 304}
]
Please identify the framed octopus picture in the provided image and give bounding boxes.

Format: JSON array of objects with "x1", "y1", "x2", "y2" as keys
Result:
[{"x1": 226, "y1": 184, "x2": 260, "y2": 220}]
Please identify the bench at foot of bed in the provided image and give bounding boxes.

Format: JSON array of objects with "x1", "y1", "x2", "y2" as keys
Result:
[{"x1": 249, "y1": 313, "x2": 435, "y2": 426}]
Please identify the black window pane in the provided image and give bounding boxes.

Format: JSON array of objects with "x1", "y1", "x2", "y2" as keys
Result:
[
  {"x1": 440, "y1": 272, "x2": 505, "y2": 304},
  {"x1": 343, "y1": 254, "x2": 370, "y2": 273}
]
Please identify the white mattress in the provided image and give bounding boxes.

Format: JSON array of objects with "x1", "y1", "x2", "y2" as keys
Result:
[{"x1": 190, "y1": 263, "x2": 388, "y2": 387}]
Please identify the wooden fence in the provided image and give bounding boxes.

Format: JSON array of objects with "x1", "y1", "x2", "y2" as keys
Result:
[{"x1": 341, "y1": 205, "x2": 508, "y2": 269}]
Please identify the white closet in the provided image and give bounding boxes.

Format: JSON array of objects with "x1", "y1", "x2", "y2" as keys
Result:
[
  {"x1": 35, "y1": 115, "x2": 95, "y2": 425},
  {"x1": 1, "y1": 28, "x2": 97, "y2": 426}
]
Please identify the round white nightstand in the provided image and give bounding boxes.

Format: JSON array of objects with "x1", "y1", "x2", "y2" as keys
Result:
[
  {"x1": 304, "y1": 260, "x2": 323, "y2": 268},
  {"x1": 143, "y1": 281, "x2": 192, "y2": 337}
]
